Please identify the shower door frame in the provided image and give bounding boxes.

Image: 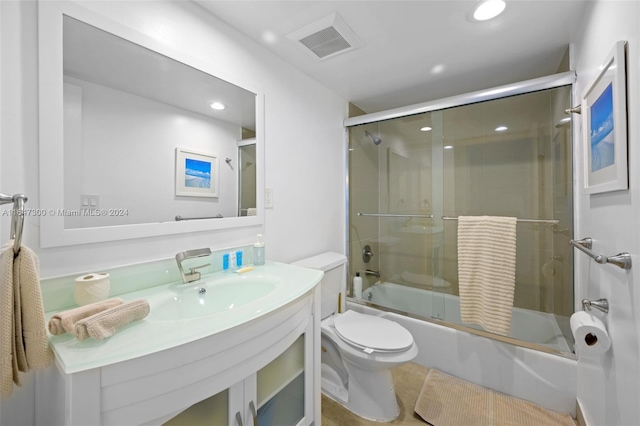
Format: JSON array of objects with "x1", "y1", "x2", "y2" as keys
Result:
[{"x1": 344, "y1": 71, "x2": 577, "y2": 358}]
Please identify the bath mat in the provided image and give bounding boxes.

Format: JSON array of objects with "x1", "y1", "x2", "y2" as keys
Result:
[{"x1": 414, "y1": 369, "x2": 575, "y2": 426}]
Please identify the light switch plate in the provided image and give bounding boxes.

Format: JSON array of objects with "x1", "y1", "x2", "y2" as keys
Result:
[
  {"x1": 81, "y1": 194, "x2": 99, "y2": 210},
  {"x1": 265, "y1": 188, "x2": 274, "y2": 209}
]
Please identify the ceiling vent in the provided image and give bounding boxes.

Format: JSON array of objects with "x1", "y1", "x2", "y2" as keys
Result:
[{"x1": 287, "y1": 13, "x2": 363, "y2": 60}]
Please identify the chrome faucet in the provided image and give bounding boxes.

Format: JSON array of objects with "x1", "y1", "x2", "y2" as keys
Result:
[{"x1": 175, "y1": 248, "x2": 212, "y2": 283}]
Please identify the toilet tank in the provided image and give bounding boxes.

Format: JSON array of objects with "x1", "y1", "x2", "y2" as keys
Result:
[{"x1": 292, "y1": 252, "x2": 347, "y2": 320}]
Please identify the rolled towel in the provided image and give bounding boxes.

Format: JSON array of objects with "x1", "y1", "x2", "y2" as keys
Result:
[
  {"x1": 48, "y1": 298, "x2": 124, "y2": 336},
  {"x1": 75, "y1": 299, "x2": 150, "y2": 341}
]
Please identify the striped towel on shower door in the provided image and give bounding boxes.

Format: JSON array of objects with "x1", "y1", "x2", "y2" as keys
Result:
[{"x1": 457, "y1": 216, "x2": 517, "y2": 336}]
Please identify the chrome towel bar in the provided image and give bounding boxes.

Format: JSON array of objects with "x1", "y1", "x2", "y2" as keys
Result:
[
  {"x1": 175, "y1": 214, "x2": 223, "y2": 221},
  {"x1": 441, "y1": 216, "x2": 559, "y2": 224},
  {"x1": 358, "y1": 213, "x2": 559, "y2": 224},
  {"x1": 570, "y1": 237, "x2": 632, "y2": 270},
  {"x1": 357, "y1": 213, "x2": 434, "y2": 218}
]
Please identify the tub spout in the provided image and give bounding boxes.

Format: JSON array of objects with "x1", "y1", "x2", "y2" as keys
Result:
[{"x1": 364, "y1": 269, "x2": 380, "y2": 279}]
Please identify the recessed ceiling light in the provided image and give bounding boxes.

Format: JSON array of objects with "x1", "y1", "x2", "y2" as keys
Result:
[
  {"x1": 495, "y1": 126, "x2": 508, "y2": 132},
  {"x1": 473, "y1": 0, "x2": 506, "y2": 21},
  {"x1": 420, "y1": 126, "x2": 433, "y2": 132},
  {"x1": 444, "y1": 145, "x2": 453, "y2": 150},
  {"x1": 431, "y1": 64, "x2": 445, "y2": 75},
  {"x1": 262, "y1": 30, "x2": 278, "y2": 44},
  {"x1": 209, "y1": 102, "x2": 226, "y2": 110}
]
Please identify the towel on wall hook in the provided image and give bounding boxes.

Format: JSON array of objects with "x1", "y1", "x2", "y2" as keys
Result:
[{"x1": 1, "y1": 241, "x2": 52, "y2": 399}]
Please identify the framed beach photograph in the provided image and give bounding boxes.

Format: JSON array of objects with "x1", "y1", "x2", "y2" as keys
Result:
[
  {"x1": 582, "y1": 40, "x2": 628, "y2": 194},
  {"x1": 175, "y1": 147, "x2": 219, "y2": 197}
]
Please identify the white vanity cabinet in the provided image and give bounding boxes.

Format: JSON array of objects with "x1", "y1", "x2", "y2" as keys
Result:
[
  {"x1": 225, "y1": 332, "x2": 308, "y2": 426},
  {"x1": 168, "y1": 330, "x2": 310, "y2": 426},
  {"x1": 37, "y1": 286, "x2": 321, "y2": 426}
]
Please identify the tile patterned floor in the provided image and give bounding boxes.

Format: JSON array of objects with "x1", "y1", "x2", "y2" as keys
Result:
[{"x1": 321, "y1": 362, "x2": 577, "y2": 426}]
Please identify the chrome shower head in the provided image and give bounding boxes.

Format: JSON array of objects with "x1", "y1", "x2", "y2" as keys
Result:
[{"x1": 365, "y1": 130, "x2": 382, "y2": 146}]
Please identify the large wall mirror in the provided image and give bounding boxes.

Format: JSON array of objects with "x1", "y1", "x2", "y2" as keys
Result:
[{"x1": 38, "y1": 1, "x2": 264, "y2": 247}]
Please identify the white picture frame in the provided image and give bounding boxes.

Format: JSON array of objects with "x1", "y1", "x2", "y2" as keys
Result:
[
  {"x1": 582, "y1": 40, "x2": 628, "y2": 194},
  {"x1": 175, "y1": 147, "x2": 219, "y2": 198}
]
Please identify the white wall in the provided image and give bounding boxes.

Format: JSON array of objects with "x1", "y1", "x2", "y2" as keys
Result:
[
  {"x1": 0, "y1": 0, "x2": 346, "y2": 423},
  {"x1": 571, "y1": 1, "x2": 640, "y2": 425}
]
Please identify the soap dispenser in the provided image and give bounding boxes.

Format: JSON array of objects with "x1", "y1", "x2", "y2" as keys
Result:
[{"x1": 253, "y1": 234, "x2": 265, "y2": 266}]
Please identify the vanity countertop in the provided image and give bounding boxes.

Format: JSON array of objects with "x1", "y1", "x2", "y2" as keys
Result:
[{"x1": 46, "y1": 262, "x2": 323, "y2": 374}]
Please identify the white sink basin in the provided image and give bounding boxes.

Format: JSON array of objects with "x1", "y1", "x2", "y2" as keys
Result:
[
  {"x1": 148, "y1": 274, "x2": 281, "y2": 321},
  {"x1": 47, "y1": 262, "x2": 323, "y2": 374}
]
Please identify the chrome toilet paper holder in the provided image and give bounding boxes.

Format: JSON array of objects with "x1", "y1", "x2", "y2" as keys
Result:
[{"x1": 582, "y1": 298, "x2": 609, "y2": 314}]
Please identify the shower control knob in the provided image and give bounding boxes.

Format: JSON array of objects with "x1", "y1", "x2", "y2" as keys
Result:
[{"x1": 362, "y1": 245, "x2": 374, "y2": 263}]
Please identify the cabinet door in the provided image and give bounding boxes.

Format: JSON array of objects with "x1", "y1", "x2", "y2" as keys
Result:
[
  {"x1": 256, "y1": 325, "x2": 315, "y2": 426},
  {"x1": 162, "y1": 389, "x2": 229, "y2": 425},
  {"x1": 228, "y1": 376, "x2": 256, "y2": 426}
]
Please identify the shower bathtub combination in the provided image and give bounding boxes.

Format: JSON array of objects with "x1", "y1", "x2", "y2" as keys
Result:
[
  {"x1": 361, "y1": 282, "x2": 571, "y2": 353},
  {"x1": 345, "y1": 72, "x2": 578, "y2": 416}
]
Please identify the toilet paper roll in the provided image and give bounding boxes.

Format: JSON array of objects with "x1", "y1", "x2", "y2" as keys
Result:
[
  {"x1": 74, "y1": 272, "x2": 110, "y2": 306},
  {"x1": 570, "y1": 311, "x2": 611, "y2": 356}
]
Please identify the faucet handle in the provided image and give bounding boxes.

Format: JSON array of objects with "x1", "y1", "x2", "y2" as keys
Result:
[
  {"x1": 189, "y1": 263, "x2": 211, "y2": 274},
  {"x1": 362, "y1": 245, "x2": 374, "y2": 263}
]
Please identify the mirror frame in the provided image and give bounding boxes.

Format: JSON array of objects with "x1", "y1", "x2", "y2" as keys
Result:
[{"x1": 38, "y1": 1, "x2": 264, "y2": 248}]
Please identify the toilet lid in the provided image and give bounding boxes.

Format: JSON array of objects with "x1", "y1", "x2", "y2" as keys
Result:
[{"x1": 333, "y1": 310, "x2": 414, "y2": 352}]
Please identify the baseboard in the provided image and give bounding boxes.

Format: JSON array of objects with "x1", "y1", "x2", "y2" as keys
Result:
[{"x1": 576, "y1": 400, "x2": 586, "y2": 426}]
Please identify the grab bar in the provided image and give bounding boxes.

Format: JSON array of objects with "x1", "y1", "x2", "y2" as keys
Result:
[
  {"x1": 570, "y1": 237, "x2": 632, "y2": 270},
  {"x1": 441, "y1": 216, "x2": 559, "y2": 224},
  {"x1": 175, "y1": 214, "x2": 223, "y2": 221},
  {"x1": 357, "y1": 213, "x2": 434, "y2": 218}
]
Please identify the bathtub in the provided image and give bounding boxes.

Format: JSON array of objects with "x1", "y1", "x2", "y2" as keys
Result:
[
  {"x1": 349, "y1": 282, "x2": 577, "y2": 416},
  {"x1": 361, "y1": 282, "x2": 572, "y2": 353}
]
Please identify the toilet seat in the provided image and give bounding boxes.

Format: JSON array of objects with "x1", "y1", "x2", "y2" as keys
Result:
[{"x1": 332, "y1": 310, "x2": 414, "y2": 353}]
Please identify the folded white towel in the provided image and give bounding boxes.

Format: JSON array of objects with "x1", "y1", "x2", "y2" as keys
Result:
[
  {"x1": 457, "y1": 216, "x2": 517, "y2": 336},
  {"x1": 75, "y1": 299, "x2": 150, "y2": 341},
  {"x1": 48, "y1": 298, "x2": 125, "y2": 336}
]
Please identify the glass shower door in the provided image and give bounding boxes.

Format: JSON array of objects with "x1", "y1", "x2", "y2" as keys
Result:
[
  {"x1": 349, "y1": 114, "x2": 445, "y2": 321},
  {"x1": 438, "y1": 86, "x2": 574, "y2": 349},
  {"x1": 348, "y1": 83, "x2": 574, "y2": 352}
]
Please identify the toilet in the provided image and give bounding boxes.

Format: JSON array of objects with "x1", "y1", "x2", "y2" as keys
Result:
[{"x1": 292, "y1": 252, "x2": 418, "y2": 422}]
